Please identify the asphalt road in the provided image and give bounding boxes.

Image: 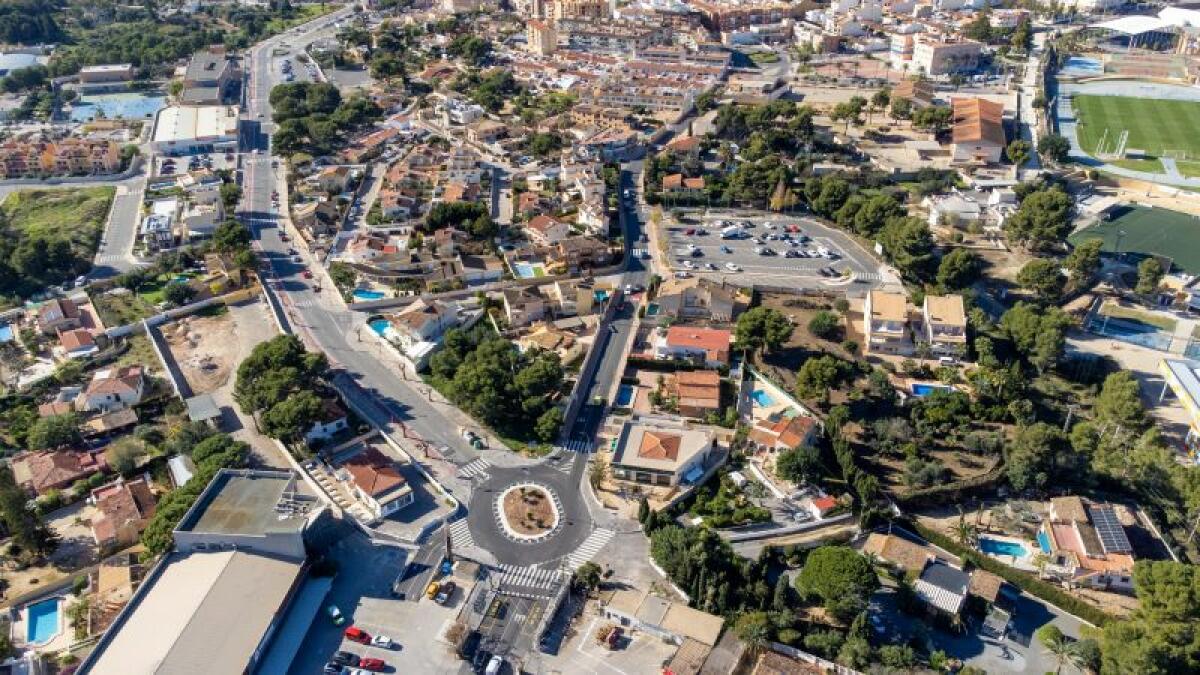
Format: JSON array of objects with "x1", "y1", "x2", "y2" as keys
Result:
[{"x1": 90, "y1": 177, "x2": 147, "y2": 278}]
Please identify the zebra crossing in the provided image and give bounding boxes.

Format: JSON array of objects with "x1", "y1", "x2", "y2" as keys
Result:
[
  {"x1": 564, "y1": 528, "x2": 615, "y2": 571},
  {"x1": 496, "y1": 564, "x2": 566, "y2": 593},
  {"x1": 560, "y1": 439, "x2": 592, "y2": 454},
  {"x1": 448, "y1": 518, "x2": 477, "y2": 550},
  {"x1": 93, "y1": 253, "x2": 127, "y2": 265},
  {"x1": 456, "y1": 457, "x2": 491, "y2": 480},
  {"x1": 851, "y1": 271, "x2": 882, "y2": 282}
]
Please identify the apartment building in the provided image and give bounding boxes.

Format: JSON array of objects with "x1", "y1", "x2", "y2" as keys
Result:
[
  {"x1": 181, "y1": 48, "x2": 240, "y2": 105},
  {"x1": 557, "y1": 19, "x2": 670, "y2": 52},
  {"x1": 689, "y1": 0, "x2": 815, "y2": 31},
  {"x1": 0, "y1": 137, "x2": 121, "y2": 178},
  {"x1": 911, "y1": 38, "x2": 982, "y2": 76}
]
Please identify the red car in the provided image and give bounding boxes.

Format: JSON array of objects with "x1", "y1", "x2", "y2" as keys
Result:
[
  {"x1": 302, "y1": 270, "x2": 313, "y2": 279},
  {"x1": 685, "y1": 228, "x2": 696, "y2": 235},
  {"x1": 358, "y1": 657, "x2": 386, "y2": 672},
  {"x1": 344, "y1": 626, "x2": 371, "y2": 644}
]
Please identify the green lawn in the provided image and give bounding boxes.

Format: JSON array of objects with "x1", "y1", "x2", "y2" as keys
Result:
[
  {"x1": 1176, "y1": 160, "x2": 1200, "y2": 178},
  {"x1": 1, "y1": 186, "x2": 115, "y2": 259},
  {"x1": 1098, "y1": 302, "x2": 1177, "y2": 331},
  {"x1": 1069, "y1": 204, "x2": 1200, "y2": 274},
  {"x1": 1074, "y1": 95, "x2": 1200, "y2": 159},
  {"x1": 1108, "y1": 157, "x2": 1163, "y2": 173}
]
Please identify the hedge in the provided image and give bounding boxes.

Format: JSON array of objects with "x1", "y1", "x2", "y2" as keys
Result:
[{"x1": 909, "y1": 521, "x2": 1115, "y2": 627}]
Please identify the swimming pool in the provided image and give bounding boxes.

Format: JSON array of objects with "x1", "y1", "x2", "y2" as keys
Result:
[
  {"x1": 353, "y1": 289, "x2": 385, "y2": 301},
  {"x1": 750, "y1": 390, "x2": 774, "y2": 407},
  {"x1": 979, "y1": 537, "x2": 1028, "y2": 558},
  {"x1": 367, "y1": 319, "x2": 391, "y2": 338},
  {"x1": 911, "y1": 383, "x2": 953, "y2": 397},
  {"x1": 1037, "y1": 530, "x2": 1053, "y2": 554},
  {"x1": 26, "y1": 597, "x2": 61, "y2": 645},
  {"x1": 513, "y1": 262, "x2": 545, "y2": 279},
  {"x1": 594, "y1": 290, "x2": 609, "y2": 303},
  {"x1": 615, "y1": 384, "x2": 635, "y2": 407},
  {"x1": 1062, "y1": 56, "x2": 1104, "y2": 77},
  {"x1": 69, "y1": 92, "x2": 167, "y2": 122},
  {"x1": 0, "y1": 323, "x2": 13, "y2": 343}
]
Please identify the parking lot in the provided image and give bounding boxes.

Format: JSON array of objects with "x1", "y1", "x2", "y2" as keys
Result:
[{"x1": 661, "y1": 214, "x2": 884, "y2": 289}]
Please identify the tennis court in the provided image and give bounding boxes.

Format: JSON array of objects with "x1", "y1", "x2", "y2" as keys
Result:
[{"x1": 1069, "y1": 205, "x2": 1200, "y2": 273}]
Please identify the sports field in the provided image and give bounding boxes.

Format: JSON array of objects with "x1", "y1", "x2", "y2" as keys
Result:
[
  {"x1": 1069, "y1": 205, "x2": 1200, "y2": 273},
  {"x1": 1074, "y1": 95, "x2": 1200, "y2": 159}
]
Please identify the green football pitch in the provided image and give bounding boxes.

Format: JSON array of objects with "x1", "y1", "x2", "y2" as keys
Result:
[
  {"x1": 1073, "y1": 95, "x2": 1200, "y2": 159},
  {"x1": 1069, "y1": 205, "x2": 1200, "y2": 273}
]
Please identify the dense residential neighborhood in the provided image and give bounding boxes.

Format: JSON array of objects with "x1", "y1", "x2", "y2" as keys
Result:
[{"x1": 0, "y1": 0, "x2": 1199, "y2": 674}]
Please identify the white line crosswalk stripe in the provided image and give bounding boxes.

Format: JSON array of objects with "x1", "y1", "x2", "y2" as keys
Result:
[
  {"x1": 560, "y1": 439, "x2": 592, "y2": 454},
  {"x1": 496, "y1": 564, "x2": 565, "y2": 592},
  {"x1": 448, "y1": 519, "x2": 476, "y2": 550},
  {"x1": 565, "y1": 528, "x2": 615, "y2": 571},
  {"x1": 456, "y1": 458, "x2": 491, "y2": 479}
]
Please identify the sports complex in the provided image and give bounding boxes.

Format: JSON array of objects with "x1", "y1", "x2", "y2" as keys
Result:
[
  {"x1": 1069, "y1": 204, "x2": 1200, "y2": 274},
  {"x1": 1053, "y1": 6, "x2": 1200, "y2": 185}
]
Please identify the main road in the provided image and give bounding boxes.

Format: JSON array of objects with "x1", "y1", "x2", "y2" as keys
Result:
[{"x1": 238, "y1": 8, "x2": 656, "y2": 571}]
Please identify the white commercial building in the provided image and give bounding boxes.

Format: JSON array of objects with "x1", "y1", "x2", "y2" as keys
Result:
[{"x1": 151, "y1": 105, "x2": 240, "y2": 155}]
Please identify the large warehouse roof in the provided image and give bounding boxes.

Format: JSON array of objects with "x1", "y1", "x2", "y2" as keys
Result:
[
  {"x1": 85, "y1": 550, "x2": 302, "y2": 675},
  {"x1": 1091, "y1": 15, "x2": 1173, "y2": 35},
  {"x1": 152, "y1": 105, "x2": 239, "y2": 144}
]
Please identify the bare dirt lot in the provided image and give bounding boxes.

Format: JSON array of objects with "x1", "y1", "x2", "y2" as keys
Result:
[{"x1": 162, "y1": 310, "x2": 238, "y2": 395}]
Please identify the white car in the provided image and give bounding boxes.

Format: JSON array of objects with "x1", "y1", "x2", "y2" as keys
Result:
[
  {"x1": 674, "y1": 271, "x2": 691, "y2": 279},
  {"x1": 725, "y1": 262, "x2": 741, "y2": 272},
  {"x1": 687, "y1": 243, "x2": 698, "y2": 250},
  {"x1": 371, "y1": 635, "x2": 395, "y2": 649},
  {"x1": 764, "y1": 222, "x2": 775, "y2": 229},
  {"x1": 683, "y1": 260, "x2": 696, "y2": 270}
]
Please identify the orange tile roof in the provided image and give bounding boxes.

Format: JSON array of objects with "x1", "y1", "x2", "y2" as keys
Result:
[
  {"x1": 952, "y1": 97, "x2": 1006, "y2": 147},
  {"x1": 343, "y1": 447, "x2": 407, "y2": 498},
  {"x1": 664, "y1": 326, "x2": 731, "y2": 363},
  {"x1": 638, "y1": 431, "x2": 681, "y2": 461},
  {"x1": 58, "y1": 328, "x2": 95, "y2": 351}
]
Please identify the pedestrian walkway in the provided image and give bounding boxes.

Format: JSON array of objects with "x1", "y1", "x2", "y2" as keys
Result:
[
  {"x1": 561, "y1": 439, "x2": 592, "y2": 454},
  {"x1": 456, "y1": 457, "x2": 492, "y2": 480},
  {"x1": 496, "y1": 564, "x2": 566, "y2": 596},
  {"x1": 563, "y1": 528, "x2": 614, "y2": 571},
  {"x1": 448, "y1": 518, "x2": 477, "y2": 550}
]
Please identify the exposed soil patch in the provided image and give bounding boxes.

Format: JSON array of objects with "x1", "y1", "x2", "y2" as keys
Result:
[
  {"x1": 501, "y1": 485, "x2": 557, "y2": 536},
  {"x1": 163, "y1": 311, "x2": 236, "y2": 394}
]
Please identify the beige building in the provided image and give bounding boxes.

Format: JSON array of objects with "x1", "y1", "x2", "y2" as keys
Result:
[
  {"x1": 527, "y1": 19, "x2": 558, "y2": 56},
  {"x1": 912, "y1": 39, "x2": 982, "y2": 76},
  {"x1": 610, "y1": 417, "x2": 715, "y2": 486},
  {"x1": 919, "y1": 294, "x2": 967, "y2": 356},
  {"x1": 951, "y1": 97, "x2": 1006, "y2": 165},
  {"x1": 864, "y1": 289, "x2": 912, "y2": 355}
]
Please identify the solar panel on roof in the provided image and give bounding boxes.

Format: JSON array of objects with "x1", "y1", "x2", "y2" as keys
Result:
[{"x1": 1089, "y1": 505, "x2": 1132, "y2": 554}]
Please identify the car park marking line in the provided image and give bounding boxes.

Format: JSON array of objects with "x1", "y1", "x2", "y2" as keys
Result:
[{"x1": 576, "y1": 618, "x2": 631, "y2": 675}]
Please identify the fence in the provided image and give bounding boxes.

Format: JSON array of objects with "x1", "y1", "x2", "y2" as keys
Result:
[{"x1": 1084, "y1": 314, "x2": 1174, "y2": 352}]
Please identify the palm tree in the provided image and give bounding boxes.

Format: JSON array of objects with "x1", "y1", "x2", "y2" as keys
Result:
[
  {"x1": 737, "y1": 619, "x2": 770, "y2": 658},
  {"x1": 1037, "y1": 624, "x2": 1080, "y2": 675},
  {"x1": 953, "y1": 512, "x2": 976, "y2": 547}
]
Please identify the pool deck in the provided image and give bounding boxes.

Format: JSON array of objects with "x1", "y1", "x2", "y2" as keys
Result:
[
  {"x1": 11, "y1": 594, "x2": 74, "y2": 653},
  {"x1": 977, "y1": 534, "x2": 1039, "y2": 572}
]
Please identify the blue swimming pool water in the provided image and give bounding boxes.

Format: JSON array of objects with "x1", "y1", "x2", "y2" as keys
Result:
[
  {"x1": 615, "y1": 384, "x2": 635, "y2": 407},
  {"x1": 1062, "y1": 56, "x2": 1103, "y2": 76},
  {"x1": 979, "y1": 537, "x2": 1028, "y2": 558},
  {"x1": 0, "y1": 324, "x2": 13, "y2": 343},
  {"x1": 594, "y1": 290, "x2": 609, "y2": 303},
  {"x1": 750, "y1": 390, "x2": 774, "y2": 407},
  {"x1": 368, "y1": 319, "x2": 390, "y2": 337},
  {"x1": 911, "y1": 383, "x2": 953, "y2": 397},
  {"x1": 70, "y1": 92, "x2": 167, "y2": 122},
  {"x1": 1037, "y1": 530, "x2": 1052, "y2": 554},
  {"x1": 353, "y1": 289, "x2": 385, "y2": 301},
  {"x1": 26, "y1": 597, "x2": 60, "y2": 644},
  {"x1": 514, "y1": 262, "x2": 537, "y2": 279}
]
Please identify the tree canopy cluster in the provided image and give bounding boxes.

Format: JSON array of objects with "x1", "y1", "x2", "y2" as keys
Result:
[
  {"x1": 428, "y1": 327, "x2": 564, "y2": 443},
  {"x1": 234, "y1": 335, "x2": 330, "y2": 444},
  {"x1": 270, "y1": 82, "x2": 382, "y2": 157},
  {"x1": 0, "y1": 464, "x2": 58, "y2": 563},
  {"x1": 423, "y1": 201, "x2": 496, "y2": 240}
]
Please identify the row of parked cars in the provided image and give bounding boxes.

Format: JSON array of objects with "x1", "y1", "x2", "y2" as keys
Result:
[{"x1": 324, "y1": 606, "x2": 396, "y2": 674}]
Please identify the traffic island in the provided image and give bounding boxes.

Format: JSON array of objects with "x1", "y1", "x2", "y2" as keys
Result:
[{"x1": 496, "y1": 483, "x2": 561, "y2": 542}]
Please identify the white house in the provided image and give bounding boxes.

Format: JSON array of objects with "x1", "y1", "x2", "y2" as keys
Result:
[
  {"x1": 304, "y1": 400, "x2": 349, "y2": 444},
  {"x1": 76, "y1": 366, "x2": 146, "y2": 413},
  {"x1": 343, "y1": 447, "x2": 415, "y2": 520}
]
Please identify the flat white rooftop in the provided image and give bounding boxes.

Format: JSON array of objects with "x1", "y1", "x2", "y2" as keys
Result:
[
  {"x1": 152, "y1": 105, "x2": 239, "y2": 145},
  {"x1": 85, "y1": 550, "x2": 301, "y2": 675}
]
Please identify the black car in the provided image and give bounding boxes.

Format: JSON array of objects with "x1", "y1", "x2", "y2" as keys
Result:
[
  {"x1": 331, "y1": 651, "x2": 359, "y2": 667},
  {"x1": 323, "y1": 663, "x2": 342, "y2": 675}
]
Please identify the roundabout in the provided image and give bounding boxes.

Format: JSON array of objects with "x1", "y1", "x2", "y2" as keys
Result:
[
  {"x1": 465, "y1": 455, "x2": 594, "y2": 566},
  {"x1": 495, "y1": 483, "x2": 563, "y2": 543}
]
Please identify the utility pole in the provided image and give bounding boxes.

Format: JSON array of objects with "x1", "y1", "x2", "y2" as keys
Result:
[{"x1": 1063, "y1": 404, "x2": 1077, "y2": 433}]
